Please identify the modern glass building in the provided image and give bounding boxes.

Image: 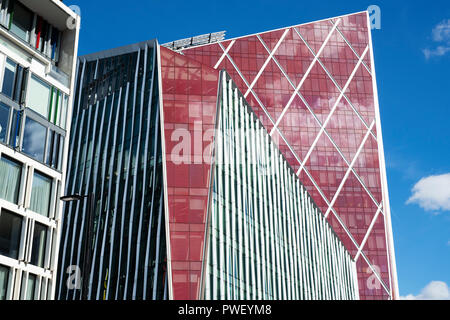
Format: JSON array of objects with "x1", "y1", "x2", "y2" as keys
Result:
[
  {"x1": 57, "y1": 40, "x2": 167, "y2": 300},
  {"x1": 0, "y1": 0, "x2": 80, "y2": 300},
  {"x1": 57, "y1": 10, "x2": 397, "y2": 300}
]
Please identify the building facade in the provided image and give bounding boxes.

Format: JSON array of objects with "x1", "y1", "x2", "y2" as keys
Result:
[
  {"x1": 57, "y1": 10, "x2": 397, "y2": 300},
  {"x1": 57, "y1": 40, "x2": 167, "y2": 300},
  {"x1": 0, "y1": 0, "x2": 80, "y2": 300}
]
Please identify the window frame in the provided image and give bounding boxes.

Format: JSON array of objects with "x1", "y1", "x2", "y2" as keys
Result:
[
  {"x1": 0, "y1": 93, "x2": 66, "y2": 171},
  {"x1": 30, "y1": 222, "x2": 48, "y2": 268},
  {"x1": 29, "y1": 169, "x2": 53, "y2": 218},
  {"x1": 0, "y1": 153, "x2": 22, "y2": 204},
  {"x1": 0, "y1": 208, "x2": 23, "y2": 260}
]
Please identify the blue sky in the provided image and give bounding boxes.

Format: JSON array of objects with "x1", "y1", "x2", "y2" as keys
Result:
[{"x1": 67, "y1": 0, "x2": 450, "y2": 299}]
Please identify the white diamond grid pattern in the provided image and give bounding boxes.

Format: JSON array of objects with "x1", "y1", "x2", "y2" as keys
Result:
[{"x1": 206, "y1": 15, "x2": 393, "y2": 298}]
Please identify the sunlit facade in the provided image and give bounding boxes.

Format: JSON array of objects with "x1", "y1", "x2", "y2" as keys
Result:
[
  {"x1": 57, "y1": 10, "x2": 397, "y2": 300},
  {"x1": 0, "y1": 0, "x2": 80, "y2": 300}
]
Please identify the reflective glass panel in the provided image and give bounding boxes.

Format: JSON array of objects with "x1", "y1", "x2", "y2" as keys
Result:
[
  {"x1": 0, "y1": 209, "x2": 22, "y2": 260},
  {"x1": 0, "y1": 156, "x2": 22, "y2": 204},
  {"x1": 29, "y1": 171, "x2": 52, "y2": 217},
  {"x1": 0, "y1": 102, "x2": 9, "y2": 143},
  {"x1": 22, "y1": 117, "x2": 46, "y2": 162},
  {"x1": 26, "y1": 75, "x2": 51, "y2": 118},
  {"x1": 30, "y1": 223, "x2": 47, "y2": 268}
]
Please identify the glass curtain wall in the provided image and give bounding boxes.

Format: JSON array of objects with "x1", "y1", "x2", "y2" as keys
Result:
[
  {"x1": 204, "y1": 72, "x2": 359, "y2": 300},
  {"x1": 57, "y1": 41, "x2": 167, "y2": 301}
]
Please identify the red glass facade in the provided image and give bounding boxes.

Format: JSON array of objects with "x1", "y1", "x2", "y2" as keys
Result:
[
  {"x1": 159, "y1": 11, "x2": 397, "y2": 300},
  {"x1": 159, "y1": 46, "x2": 219, "y2": 300}
]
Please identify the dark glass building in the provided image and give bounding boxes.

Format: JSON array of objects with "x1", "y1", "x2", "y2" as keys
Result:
[{"x1": 57, "y1": 40, "x2": 167, "y2": 300}]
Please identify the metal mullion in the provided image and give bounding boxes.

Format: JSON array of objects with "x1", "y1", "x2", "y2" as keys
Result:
[
  {"x1": 269, "y1": 143, "x2": 279, "y2": 299},
  {"x1": 243, "y1": 110, "x2": 251, "y2": 299},
  {"x1": 330, "y1": 237, "x2": 340, "y2": 299},
  {"x1": 127, "y1": 47, "x2": 149, "y2": 300},
  {"x1": 93, "y1": 91, "x2": 116, "y2": 299},
  {"x1": 264, "y1": 135, "x2": 275, "y2": 299},
  {"x1": 307, "y1": 199, "x2": 317, "y2": 299},
  {"x1": 104, "y1": 86, "x2": 123, "y2": 300},
  {"x1": 260, "y1": 130, "x2": 270, "y2": 299},
  {"x1": 255, "y1": 121, "x2": 265, "y2": 299},
  {"x1": 76, "y1": 98, "x2": 100, "y2": 299},
  {"x1": 247, "y1": 114, "x2": 256, "y2": 300},
  {"x1": 325, "y1": 220, "x2": 334, "y2": 299},
  {"x1": 230, "y1": 83, "x2": 241, "y2": 299},
  {"x1": 251, "y1": 114, "x2": 262, "y2": 299},
  {"x1": 141, "y1": 49, "x2": 158, "y2": 299},
  {"x1": 299, "y1": 186, "x2": 309, "y2": 299},
  {"x1": 87, "y1": 97, "x2": 108, "y2": 300},
  {"x1": 294, "y1": 181, "x2": 305, "y2": 300},
  {"x1": 221, "y1": 78, "x2": 230, "y2": 299},
  {"x1": 151, "y1": 194, "x2": 163, "y2": 300},
  {"x1": 236, "y1": 97, "x2": 244, "y2": 299},
  {"x1": 313, "y1": 210, "x2": 322, "y2": 299},
  {"x1": 260, "y1": 134, "x2": 268, "y2": 299},
  {"x1": 114, "y1": 82, "x2": 130, "y2": 300},
  {"x1": 226, "y1": 80, "x2": 233, "y2": 299},
  {"x1": 286, "y1": 171, "x2": 298, "y2": 299},
  {"x1": 279, "y1": 159, "x2": 291, "y2": 299},
  {"x1": 69, "y1": 102, "x2": 93, "y2": 300},
  {"x1": 143, "y1": 49, "x2": 161, "y2": 300},
  {"x1": 122, "y1": 49, "x2": 142, "y2": 299},
  {"x1": 270, "y1": 143, "x2": 280, "y2": 299},
  {"x1": 217, "y1": 78, "x2": 225, "y2": 299},
  {"x1": 291, "y1": 177, "x2": 300, "y2": 299}
]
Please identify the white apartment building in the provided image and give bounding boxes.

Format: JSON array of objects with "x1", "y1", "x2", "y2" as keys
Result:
[{"x1": 0, "y1": 0, "x2": 80, "y2": 300}]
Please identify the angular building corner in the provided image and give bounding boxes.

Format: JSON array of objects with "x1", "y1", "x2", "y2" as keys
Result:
[
  {"x1": 55, "y1": 10, "x2": 398, "y2": 301},
  {"x1": 0, "y1": 0, "x2": 80, "y2": 300}
]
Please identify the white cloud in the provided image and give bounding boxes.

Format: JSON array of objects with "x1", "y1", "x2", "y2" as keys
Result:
[
  {"x1": 424, "y1": 19, "x2": 450, "y2": 59},
  {"x1": 432, "y1": 19, "x2": 450, "y2": 42},
  {"x1": 401, "y1": 281, "x2": 450, "y2": 300},
  {"x1": 406, "y1": 173, "x2": 450, "y2": 212},
  {"x1": 423, "y1": 46, "x2": 450, "y2": 59}
]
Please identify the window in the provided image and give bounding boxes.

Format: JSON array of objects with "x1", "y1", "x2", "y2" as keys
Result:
[
  {"x1": 1, "y1": 58, "x2": 28, "y2": 103},
  {"x1": 26, "y1": 74, "x2": 68, "y2": 128},
  {"x1": 26, "y1": 74, "x2": 51, "y2": 117},
  {"x1": 22, "y1": 117, "x2": 47, "y2": 162},
  {"x1": 0, "y1": 156, "x2": 22, "y2": 204},
  {"x1": 29, "y1": 171, "x2": 52, "y2": 217},
  {"x1": 60, "y1": 94, "x2": 68, "y2": 129},
  {"x1": 46, "y1": 130, "x2": 63, "y2": 170},
  {"x1": 30, "y1": 223, "x2": 47, "y2": 268},
  {"x1": 0, "y1": 265, "x2": 8, "y2": 300},
  {"x1": 9, "y1": 1, "x2": 33, "y2": 43},
  {"x1": 8, "y1": 109, "x2": 21, "y2": 148},
  {"x1": 0, "y1": 209, "x2": 22, "y2": 260},
  {"x1": 0, "y1": 102, "x2": 9, "y2": 143},
  {"x1": 2, "y1": 58, "x2": 16, "y2": 98},
  {"x1": 24, "y1": 273, "x2": 36, "y2": 300},
  {"x1": 0, "y1": 1, "x2": 61, "y2": 63}
]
